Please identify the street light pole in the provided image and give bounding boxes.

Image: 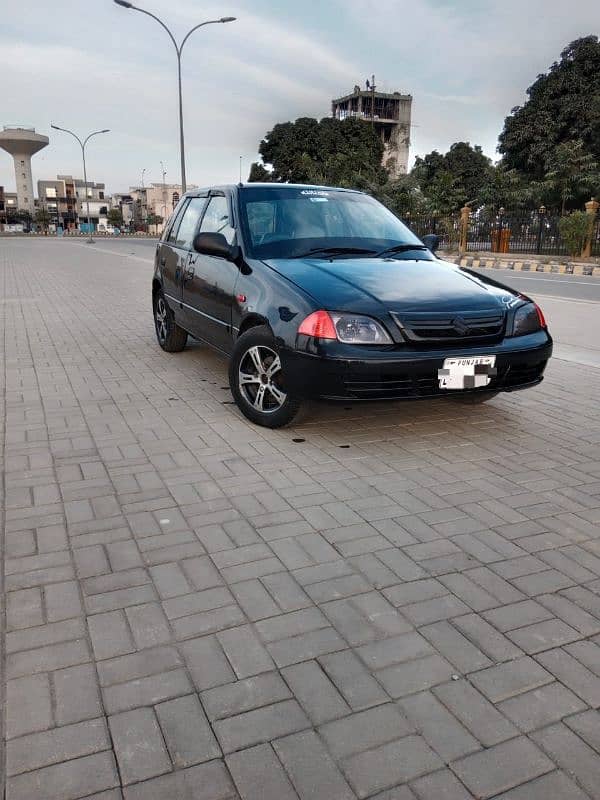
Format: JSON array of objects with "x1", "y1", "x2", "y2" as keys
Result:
[
  {"x1": 51, "y1": 124, "x2": 109, "y2": 243},
  {"x1": 113, "y1": 1, "x2": 236, "y2": 195}
]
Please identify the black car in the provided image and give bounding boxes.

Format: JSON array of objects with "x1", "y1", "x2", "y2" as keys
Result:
[{"x1": 152, "y1": 184, "x2": 552, "y2": 428}]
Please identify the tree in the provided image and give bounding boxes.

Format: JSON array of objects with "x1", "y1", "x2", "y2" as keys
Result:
[
  {"x1": 248, "y1": 163, "x2": 272, "y2": 182},
  {"x1": 542, "y1": 140, "x2": 599, "y2": 213},
  {"x1": 498, "y1": 37, "x2": 600, "y2": 179},
  {"x1": 146, "y1": 213, "x2": 163, "y2": 227},
  {"x1": 107, "y1": 208, "x2": 123, "y2": 228},
  {"x1": 558, "y1": 211, "x2": 595, "y2": 256},
  {"x1": 11, "y1": 209, "x2": 32, "y2": 230},
  {"x1": 252, "y1": 116, "x2": 386, "y2": 186},
  {"x1": 412, "y1": 142, "x2": 494, "y2": 212},
  {"x1": 34, "y1": 207, "x2": 51, "y2": 232}
]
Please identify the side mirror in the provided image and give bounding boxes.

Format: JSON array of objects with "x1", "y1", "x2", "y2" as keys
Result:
[
  {"x1": 193, "y1": 231, "x2": 233, "y2": 260},
  {"x1": 422, "y1": 233, "x2": 439, "y2": 253}
]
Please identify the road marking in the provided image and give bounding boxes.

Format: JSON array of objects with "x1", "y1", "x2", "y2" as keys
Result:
[
  {"x1": 65, "y1": 240, "x2": 154, "y2": 263},
  {"x1": 478, "y1": 272, "x2": 600, "y2": 287},
  {"x1": 531, "y1": 294, "x2": 600, "y2": 305}
]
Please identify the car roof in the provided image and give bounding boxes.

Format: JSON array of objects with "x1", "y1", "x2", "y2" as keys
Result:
[{"x1": 182, "y1": 183, "x2": 364, "y2": 199}]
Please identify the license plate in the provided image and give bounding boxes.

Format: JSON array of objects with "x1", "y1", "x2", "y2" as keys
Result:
[{"x1": 438, "y1": 355, "x2": 497, "y2": 390}]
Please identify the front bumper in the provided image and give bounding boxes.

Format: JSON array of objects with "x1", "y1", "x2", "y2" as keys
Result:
[{"x1": 281, "y1": 333, "x2": 553, "y2": 400}]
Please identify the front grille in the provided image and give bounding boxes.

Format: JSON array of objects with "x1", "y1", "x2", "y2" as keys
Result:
[{"x1": 391, "y1": 309, "x2": 505, "y2": 344}]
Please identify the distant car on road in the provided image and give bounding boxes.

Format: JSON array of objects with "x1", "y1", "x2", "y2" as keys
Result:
[{"x1": 152, "y1": 184, "x2": 552, "y2": 428}]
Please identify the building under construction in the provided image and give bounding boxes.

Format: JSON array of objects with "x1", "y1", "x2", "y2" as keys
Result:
[{"x1": 332, "y1": 81, "x2": 412, "y2": 177}]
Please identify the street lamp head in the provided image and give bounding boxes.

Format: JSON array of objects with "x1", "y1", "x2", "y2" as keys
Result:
[
  {"x1": 113, "y1": 0, "x2": 133, "y2": 7},
  {"x1": 220, "y1": 16, "x2": 236, "y2": 22},
  {"x1": 50, "y1": 124, "x2": 61, "y2": 130},
  {"x1": 101, "y1": 129, "x2": 110, "y2": 134}
]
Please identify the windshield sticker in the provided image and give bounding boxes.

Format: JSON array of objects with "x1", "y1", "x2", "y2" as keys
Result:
[
  {"x1": 300, "y1": 190, "x2": 329, "y2": 196},
  {"x1": 309, "y1": 197, "x2": 328, "y2": 202}
]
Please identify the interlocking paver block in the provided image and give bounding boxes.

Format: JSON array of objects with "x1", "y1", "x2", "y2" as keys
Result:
[
  {"x1": 410, "y1": 768, "x2": 474, "y2": 800},
  {"x1": 400, "y1": 691, "x2": 481, "y2": 761},
  {"x1": 155, "y1": 694, "x2": 221, "y2": 766},
  {"x1": 122, "y1": 758, "x2": 235, "y2": 800},
  {"x1": 6, "y1": 674, "x2": 52, "y2": 738},
  {"x1": 531, "y1": 723, "x2": 600, "y2": 799},
  {"x1": 180, "y1": 635, "x2": 236, "y2": 690},
  {"x1": 320, "y1": 649, "x2": 389, "y2": 709},
  {"x1": 377, "y1": 654, "x2": 455, "y2": 698},
  {"x1": 491, "y1": 770, "x2": 589, "y2": 799},
  {"x1": 7, "y1": 718, "x2": 110, "y2": 776},
  {"x1": 227, "y1": 743, "x2": 299, "y2": 800},
  {"x1": 109, "y1": 707, "x2": 171, "y2": 784},
  {"x1": 53, "y1": 663, "x2": 103, "y2": 725},
  {"x1": 6, "y1": 751, "x2": 119, "y2": 800},
  {"x1": 282, "y1": 660, "x2": 350, "y2": 724},
  {"x1": 342, "y1": 735, "x2": 442, "y2": 798},
  {"x1": 498, "y1": 681, "x2": 586, "y2": 731},
  {"x1": 88, "y1": 610, "x2": 135, "y2": 660},
  {"x1": 319, "y1": 703, "x2": 413, "y2": 760},
  {"x1": 469, "y1": 656, "x2": 553, "y2": 702},
  {"x1": 273, "y1": 730, "x2": 355, "y2": 800},
  {"x1": 433, "y1": 679, "x2": 518, "y2": 746},
  {"x1": 213, "y1": 698, "x2": 310, "y2": 753},
  {"x1": 201, "y1": 671, "x2": 291, "y2": 721},
  {"x1": 217, "y1": 624, "x2": 275, "y2": 677},
  {"x1": 536, "y1": 646, "x2": 600, "y2": 706},
  {"x1": 451, "y1": 736, "x2": 553, "y2": 799}
]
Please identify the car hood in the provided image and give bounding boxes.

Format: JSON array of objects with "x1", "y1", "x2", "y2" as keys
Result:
[{"x1": 263, "y1": 256, "x2": 516, "y2": 313}]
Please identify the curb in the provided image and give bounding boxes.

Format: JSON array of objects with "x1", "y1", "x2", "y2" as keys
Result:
[{"x1": 449, "y1": 255, "x2": 600, "y2": 278}]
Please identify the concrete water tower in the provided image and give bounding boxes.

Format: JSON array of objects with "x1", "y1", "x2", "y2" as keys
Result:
[{"x1": 0, "y1": 126, "x2": 49, "y2": 213}]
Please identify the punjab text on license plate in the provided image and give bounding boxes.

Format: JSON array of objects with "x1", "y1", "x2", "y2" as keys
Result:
[{"x1": 438, "y1": 355, "x2": 497, "y2": 390}]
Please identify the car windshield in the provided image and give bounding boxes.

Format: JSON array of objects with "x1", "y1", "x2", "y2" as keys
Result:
[{"x1": 238, "y1": 186, "x2": 432, "y2": 261}]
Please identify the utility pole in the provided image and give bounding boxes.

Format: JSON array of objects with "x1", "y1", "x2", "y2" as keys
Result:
[
  {"x1": 371, "y1": 74, "x2": 376, "y2": 128},
  {"x1": 114, "y1": 1, "x2": 236, "y2": 195}
]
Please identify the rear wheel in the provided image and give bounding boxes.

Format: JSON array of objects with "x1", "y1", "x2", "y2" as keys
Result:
[
  {"x1": 153, "y1": 290, "x2": 187, "y2": 352},
  {"x1": 229, "y1": 326, "x2": 304, "y2": 428},
  {"x1": 451, "y1": 391, "x2": 499, "y2": 404}
]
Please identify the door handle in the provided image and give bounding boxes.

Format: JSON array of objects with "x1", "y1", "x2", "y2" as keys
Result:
[
  {"x1": 185, "y1": 265, "x2": 195, "y2": 280},
  {"x1": 160, "y1": 257, "x2": 166, "y2": 266}
]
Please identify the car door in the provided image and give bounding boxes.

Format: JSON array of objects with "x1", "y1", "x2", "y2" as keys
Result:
[
  {"x1": 157, "y1": 198, "x2": 189, "y2": 320},
  {"x1": 162, "y1": 195, "x2": 208, "y2": 326},
  {"x1": 181, "y1": 192, "x2": 239, "y2": 353}
]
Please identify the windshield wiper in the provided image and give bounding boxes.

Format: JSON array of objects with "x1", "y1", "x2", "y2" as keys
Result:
[
  {"x1": 291, "y1": 246, "x2": 377, "y2": 259},
  {"x1": 375, "y1": 243, "x2": 428, "y2": 258}
]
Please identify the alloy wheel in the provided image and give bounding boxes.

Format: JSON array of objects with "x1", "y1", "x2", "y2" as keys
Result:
[
  {"x1": 238, "y1": 345, "x2": 287, "y2": 413},
  {"x1": 155, "y1": 297, "x2": 168, "y2": 343}
]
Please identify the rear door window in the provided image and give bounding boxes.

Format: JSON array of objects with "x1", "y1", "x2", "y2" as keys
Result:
[{"x1": 173, "y1": 197, "x2": 207, "y2": 249}]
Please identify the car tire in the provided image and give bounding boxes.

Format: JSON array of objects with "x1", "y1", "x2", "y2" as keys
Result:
[
  {"x1": 229, "y1": 326, "x2": 305, "y2": 428},
  {"x1": 451, "y1": 391, "x2": 499, "y2": 404},
  {"x1": 154, "y1": 289, "x2": 187, "y2": 352}
]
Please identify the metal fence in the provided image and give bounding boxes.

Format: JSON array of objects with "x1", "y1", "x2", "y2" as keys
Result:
[
  {"x1": 592, "y1": 218, "x2": 600, "y2": 256},
  {"x1": 402, "y1": 210, "x2": 599, "y2": 257}
]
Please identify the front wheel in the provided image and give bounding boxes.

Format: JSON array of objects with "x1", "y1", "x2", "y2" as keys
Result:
[{"x1": 229, "y1": 326, "x2": 305, "y2": 428}]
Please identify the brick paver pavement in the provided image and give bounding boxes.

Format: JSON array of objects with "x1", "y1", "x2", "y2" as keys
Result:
[{"x1": 2, "y1": 238, "x2": 600, "y2": 800}]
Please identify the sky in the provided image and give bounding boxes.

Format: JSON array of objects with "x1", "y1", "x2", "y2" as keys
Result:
[{"x1": 1, "y1": 0, "x2": 597, "y2": 195}]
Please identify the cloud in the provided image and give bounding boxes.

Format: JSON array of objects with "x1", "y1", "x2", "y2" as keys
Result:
[{"x1": 1, "y1": 0, "x2": 597, "y2": 193}]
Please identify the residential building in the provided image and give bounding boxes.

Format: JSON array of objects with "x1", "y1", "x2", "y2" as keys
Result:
[
  {"x1": 129, "y1": 182, "x2": 189, "y2": 233},
  {"x1": 37, "y1": 177, "x2": 78, "y2": 230},
  {"x1": 332, "y1": 82, "x2": 412, "y2": 176},
  {"x1": 110, "y1": 193, "x2": 134, "y2": 228}
]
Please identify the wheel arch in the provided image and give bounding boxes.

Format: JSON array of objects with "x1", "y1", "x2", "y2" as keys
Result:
[{"x1": 237, "y1": 313, "x2": 272, "y2": 337}]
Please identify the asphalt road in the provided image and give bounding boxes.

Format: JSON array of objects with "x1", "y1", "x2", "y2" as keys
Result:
[{"x1": 61, "y1": 237, "x2": 600, "y2": 368}]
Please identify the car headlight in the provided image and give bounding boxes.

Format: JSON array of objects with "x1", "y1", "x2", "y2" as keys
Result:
[
  {"x1": 298, "y1": 310, "x2": 392, "y2": 343},
  {"x1": 330, "y1": 314, "x2": 392, "y2": 344},
  {"x1": 510, "y1": 302, "x2": 546, "y2": 336}
]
